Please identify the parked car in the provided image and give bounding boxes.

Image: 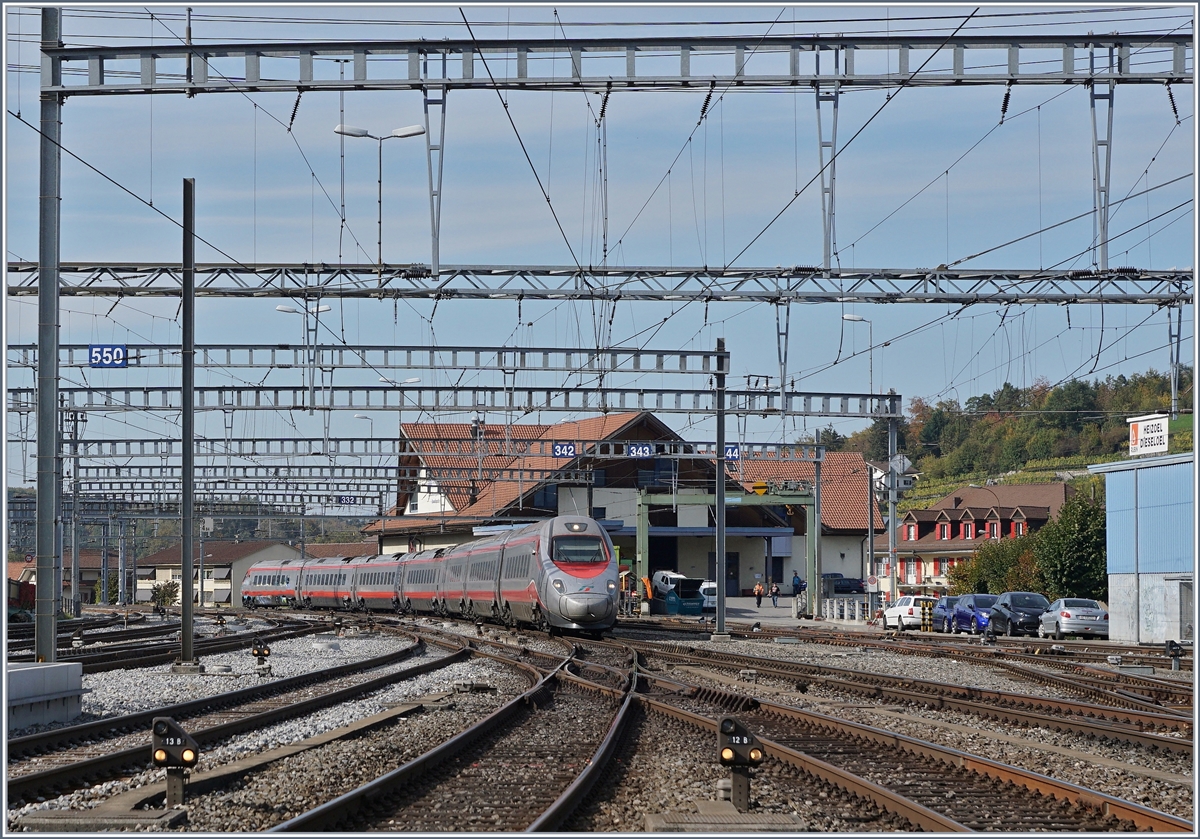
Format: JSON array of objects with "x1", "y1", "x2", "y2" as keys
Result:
[
  {"x1": 699, "y1": 581, "x2": 718, "y2": 612},
  {"x1": 931, "y1": 596, "x2": 960, "y2": 632},
  {"x1": 988, "y1": 591, "x2": 1051, "y2": 637},
  {"x1": 951, "y1": 593, "x2": 998, "y2": 634},
  {"x1": 832, "y1": 577, "x2": 865, "y2": 594},
  {"x1": 882, "y1": 595, "x2": 937, "y2": 631},
  {"x1": 1039, "y1": 598, "x2": 1109, "y2": 639}
]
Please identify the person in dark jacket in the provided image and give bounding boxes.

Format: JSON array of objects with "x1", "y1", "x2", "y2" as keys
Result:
[
  {"x1": 792, "y1": 571, "x2": 802, "y2": 595},
  {"x1": 753, "y1": 581, "x2": 764, "y2": 608},
  {"x1": 769, "y1": 582, "x2": 780, "y2": 607}
]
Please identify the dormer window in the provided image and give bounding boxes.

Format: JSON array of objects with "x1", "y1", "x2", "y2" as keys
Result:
[
  {"x1": 905, "y1": 524, "x2": 916, "y2": 541},
  {"x1": 962, "y1": 522, "x2": 973, "y2": 540},
  {"x1": 938, "y1": 523, "x2": 949, "y2": 540},
  {"x1": 989, "y1": 521, "x2": 1000, "y2": 539},
  {"x1": 1013, "y1": 521, "x2": 1025, "y2": 536}
]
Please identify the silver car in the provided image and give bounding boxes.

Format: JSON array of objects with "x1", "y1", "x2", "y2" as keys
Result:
[{"x1": 1038, "y1": 598, "x2": 1109, "y2": 639}]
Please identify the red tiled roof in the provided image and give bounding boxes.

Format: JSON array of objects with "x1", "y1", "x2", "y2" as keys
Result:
[
  {"x1": 734, "y1": 451, "x2": 882, "y2": 532},
  {"x1": 365, "y1": 412, "x2": 665, "y2": 537},
  {"x1": 931, "y1": 484, "x2": 1072, "y2": 517},
  {"x1": 136, "y1": 540, "x2": 299, "y2": 566}
]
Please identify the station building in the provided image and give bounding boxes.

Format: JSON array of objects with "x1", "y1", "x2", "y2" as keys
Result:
[
  {"x1": 363, "y1": 411, "x2": 880, "y2": 594},
  {"x1": 136, "y1": 540, "x2": 302, "y2": 606},
  {"x1": 1087, "y1": 453, "x2": 1194, "y2": 644}
]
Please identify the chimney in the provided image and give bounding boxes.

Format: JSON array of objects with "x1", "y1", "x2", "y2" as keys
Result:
[{"x1": 952, "y1": 496, "x2": 961, "y2": 508}]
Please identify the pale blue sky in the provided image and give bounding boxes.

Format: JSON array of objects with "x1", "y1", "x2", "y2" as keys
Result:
[{"x1": 4, "y1": 3, "x2": 1196, "y2": 492}]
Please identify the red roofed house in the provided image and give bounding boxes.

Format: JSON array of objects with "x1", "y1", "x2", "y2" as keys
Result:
[
  {"x1": 876, "y1": 483, "x2": 1073, "y2": 596},
  {"x1": 136, "y1": 540, "x2": 302, "y2": 607},
  {"x1": 364, "y1": 412, "x2": 880, "y2": 595}
]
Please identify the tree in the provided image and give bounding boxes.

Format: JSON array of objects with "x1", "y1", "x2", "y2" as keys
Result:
[
  {"x1": 1034, "y1": 495, "x2": 1107, "y2": 601},
  {"x1": 948, "y1": 533, "x2": 1043, "y2": 596},
  {"x1": 93, "y1": 572, "x2": 119, "y2": 605},
  {"x1": 151, "y1": 580, "x2": 180, "y2": 607}
]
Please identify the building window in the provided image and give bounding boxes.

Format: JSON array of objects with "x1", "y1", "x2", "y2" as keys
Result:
[
  {"x1": 962, "y1": 522, "x2": 973, "y2": 540},
  {"x1": 1013, "y1": 521, "x2": 1024, "y2": 536},
  {"x1": 938, "y1": 523, "x2": 949, "y2": 540},
  {"x1": 989, "y1": 521, "x2": 999, "y2": 539},
  {"x1": 905, "y1": 524, "x2": 915, "y2": 541}
]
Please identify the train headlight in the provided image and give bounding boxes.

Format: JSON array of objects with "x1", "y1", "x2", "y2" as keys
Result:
[
  {"x1": 552, "y1": 579, "x2": 565, "y2": 593},
  {"x1": 606, "y1": 580, "x2": 616, "y2": 593},
  {"x1": 566, "y1": 521, "x2": 587, "y2": 532}
]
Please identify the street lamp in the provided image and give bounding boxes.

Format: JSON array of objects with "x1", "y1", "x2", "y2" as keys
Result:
[
  {"x1": 354, "y1": 414, "x2": 374, "y2": 437},
  {"x1": 842, "y1": 314, "x2": 872, "y2": 395},
  {"x1": 276, "y1": 304, "x2": 332, "y2": 415},
  {"x1": 379, "y1": 377, "x2": 422, "y2": 512},
  {"x1": 334, "y1": 124, "x2": 426, "y2": 274},
  {"x1": 968, "y1": 484, "x2": 1003, "y2": 538}
]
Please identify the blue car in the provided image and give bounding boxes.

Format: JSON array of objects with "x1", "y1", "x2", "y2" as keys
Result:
[
  {"x1": 951, "y1": 593, "x2": 998, "y2": 634},
  {"x1": 931, "y1": 596, "x2": 960, "y2": 632}
]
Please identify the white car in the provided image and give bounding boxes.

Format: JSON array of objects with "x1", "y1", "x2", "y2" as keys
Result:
[
  {"x1": 699, "y1": 581, "x2": 718, "y2": 612},
  {"x1": 882, "y1": 595, "x2": 937, "y2": 631}
]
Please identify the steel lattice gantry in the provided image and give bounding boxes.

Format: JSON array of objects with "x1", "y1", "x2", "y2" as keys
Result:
[
  {"x1": 4, "y1": 263, "x2": 1193, "y2": 303},
  {"x1": 9, "y1": 384, "x2": 901, "y2": 419},
  {"x1": 38, "y1": 33, "x2": 1193, "y2": 96}
]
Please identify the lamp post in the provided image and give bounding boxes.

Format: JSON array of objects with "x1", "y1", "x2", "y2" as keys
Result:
[
  {"x1": 842, "y1": 314, "x2": 872, "y2": 395},
  {"x1": 334, "y1": 124, "x2": 425, "y2": 275},
  {"x1": 968, "y1": 483, "x2": 1003, "y2": 539},
  {"x1": 276, "y1": 303, "x2": 331, "y2": 414}
]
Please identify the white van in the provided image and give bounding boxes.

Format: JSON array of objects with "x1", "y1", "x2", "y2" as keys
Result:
[{"x1": 699, "y1": 581, "x2": 718, "y2": 612}]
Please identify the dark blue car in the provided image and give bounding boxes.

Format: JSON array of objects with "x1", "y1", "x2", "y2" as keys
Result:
[
  {"x1": 951, "y1": 594, "x2": 998, "y2": 634},
  {"x1": 931, "y1": 596, "x2": 960, "y2": 632}
]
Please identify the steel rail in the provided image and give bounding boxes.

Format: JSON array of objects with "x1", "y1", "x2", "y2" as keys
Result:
[
  {"x1": 269, "y1": 664, "x2": 561, "y2": 832},
  {"x1": 632, "y1": 640, "x2": 1192, "y2": 740},
  {"x1": 7, "y1": 642, "x2": 467, "y2": 805},
  {"x1": 7, "y1": 635, "x2": 420, "y2": 761},
  {"x1": 637, "y1": 693, "x2": 967, "y2": 832},
  {"x1": 644, "y1": 675, "x2": 1194, "y2": 832}
]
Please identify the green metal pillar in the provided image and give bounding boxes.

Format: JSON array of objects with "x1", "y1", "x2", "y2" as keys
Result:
[
  {"x1": 805, "y1": 501, "x2": 817, "y2": 617},
  {"x1": 636, "y1": 488, "x2": 650, "y2": 612}
]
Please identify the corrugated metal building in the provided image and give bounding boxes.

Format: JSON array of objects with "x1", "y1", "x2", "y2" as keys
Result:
[{"x1": 1088, "y1": 453, "x2": 1194, "y2": 644}]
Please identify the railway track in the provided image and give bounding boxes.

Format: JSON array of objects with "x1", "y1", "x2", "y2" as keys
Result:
[
  {"x1": 7, "y1": 617, "x2": 324, "y2": 673},
  {"x1": 7, "y1": 636, "x2": 450, "y2": 804},
  {"x1": 628, "y1": 640, "x2": 1192, "y2": 754},
  {"x1": 271, "y1": 667, "x2": 628, "y2": 832},
  {"x1": 643, "y1": 675, "x2": 1194, "y2": 832}
]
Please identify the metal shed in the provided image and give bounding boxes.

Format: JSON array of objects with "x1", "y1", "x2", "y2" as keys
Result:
[{"x1": 1088, "y1": 453, "x2": 1194, "y2": 644}]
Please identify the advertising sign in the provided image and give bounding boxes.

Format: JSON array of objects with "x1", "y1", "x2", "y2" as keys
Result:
[{"x1": 1128, "y1": 414, "x2": 1169, "y2": 456}]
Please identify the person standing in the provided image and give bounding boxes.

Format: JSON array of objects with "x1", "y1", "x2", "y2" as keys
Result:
[
  {"x1": 792, "y1": 571, "x2": 802, "y2": 595},
  {"x1": 753, "y1": 581, "x2": 764, "y2": 608},
  {"x1": 769, "y1": 582, "x2": 780, "y2": 607}
]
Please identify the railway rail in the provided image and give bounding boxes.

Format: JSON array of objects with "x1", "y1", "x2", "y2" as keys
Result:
[
  {"x1": 271, "y1": 664, "x2": 627, "y2": 832},
  {"x1": 642, "y1": 674, "x2": 1194, "y2": 833},
  {"x1": 627, "y1": 640, "x2": 1192, "y2": 754},
  {"x1": 7, "y1": 635, "x2": 450, "y2": 804}
]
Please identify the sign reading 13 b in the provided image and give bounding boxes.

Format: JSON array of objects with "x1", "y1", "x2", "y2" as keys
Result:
[
  {"x1": 88, "y1": 345, "x2": 128, "y2": 368},
  {"x1": 723, "y1": 444, "x2": 740, "y2": 461}
]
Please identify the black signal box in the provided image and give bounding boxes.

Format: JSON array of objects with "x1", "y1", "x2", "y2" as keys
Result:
[
  {"x1": 717, "y1": 716, "x2": 763, "y2": 766},
  {"x1": 151, "y1": 717, "x2": 199, "y2": 768}
]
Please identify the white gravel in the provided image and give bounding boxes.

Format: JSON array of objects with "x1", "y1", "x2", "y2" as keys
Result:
[
  {"x1": 9, "y1": 626, "x2": 417, "y2": 739},
  {"x1": 7, "y1": 649, "x2": 521, "y2": 830}
]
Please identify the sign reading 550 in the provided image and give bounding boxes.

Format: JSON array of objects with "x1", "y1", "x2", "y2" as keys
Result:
[{"x1": 88, "y1": 345, "x2": 128, "y2": 368}]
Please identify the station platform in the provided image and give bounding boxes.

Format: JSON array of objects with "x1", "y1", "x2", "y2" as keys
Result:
[{"x1": 625, "y1": 596, "x2": 881, "y2": 634}]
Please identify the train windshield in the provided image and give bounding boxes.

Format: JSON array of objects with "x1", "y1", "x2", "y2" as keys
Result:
[{"x1": 552, "y1": 536, "x2": 608, "y2": 564}]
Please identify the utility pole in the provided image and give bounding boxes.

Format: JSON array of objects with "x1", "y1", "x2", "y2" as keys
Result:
[
  {"x1": 714, "y1": 338, "x2": 729, "y2": 638},
  {"x1": 34, "y1": 6, "x2": 63, "y2": 663},
  {"x1": 176, "y1": 178, "x2": 199, "y2": 672},
  {"x1": 69, "y1": 412, "x2": 81, "y2": 616},
  {"x1": 887, "y1": 412, "x2": 898, "y2": 602},
  {"x1": 117, "y1": 519, "x2": 127, "y2": 605}
]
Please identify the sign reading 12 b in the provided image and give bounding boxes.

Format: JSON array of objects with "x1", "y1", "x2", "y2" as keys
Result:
[{"x1": 89, "y1": 345, "x2": 128, "y2": 368}]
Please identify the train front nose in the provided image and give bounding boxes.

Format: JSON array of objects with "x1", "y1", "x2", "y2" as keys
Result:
[{"x1": 558, "y1": 592, "x2": 614, "y2": 623}]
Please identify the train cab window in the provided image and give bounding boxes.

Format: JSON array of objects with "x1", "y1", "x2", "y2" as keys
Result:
[{"x1": 552, "y1": 536, "x2": 608, "y2": 563}]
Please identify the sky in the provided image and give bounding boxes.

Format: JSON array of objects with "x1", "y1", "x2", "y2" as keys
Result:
[{"x1": 3, "y1": 3, "x2": 1196, "y2": 500}]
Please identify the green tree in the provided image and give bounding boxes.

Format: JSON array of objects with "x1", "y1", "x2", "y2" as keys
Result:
[
  {"x1": 947, "y1": 533, "x2": 1042, "y2": 596},
  {"x1": 1034, "y1": 495, "x2": 1107, "y2": 601},
  {"x1": 93, "y1": 572, "x2": 119, "y2": 605},
  {"x1": 151, "y1": 580, "x2": 180, "y2": 607}
]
